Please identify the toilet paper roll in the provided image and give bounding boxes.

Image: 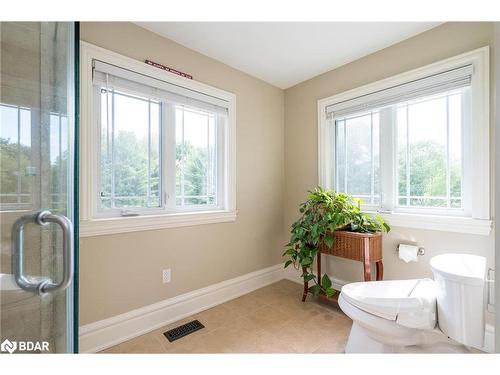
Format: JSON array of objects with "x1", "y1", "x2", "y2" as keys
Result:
[{"x1": 398, "y1": 244, "x2": 419, "y2": 263}]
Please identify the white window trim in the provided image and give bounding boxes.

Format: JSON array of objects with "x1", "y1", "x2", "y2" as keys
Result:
[
  {"x1": 318, "y1": 47, "x2": 491, "y2": 235},
  {"x1": 80, "y1": 42, "x2": 236, "y2": 237}
]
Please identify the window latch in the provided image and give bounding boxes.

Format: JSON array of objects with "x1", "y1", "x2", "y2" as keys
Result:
[{"x1": 120, "y1": 210, "x2": 140, "y2": 217}]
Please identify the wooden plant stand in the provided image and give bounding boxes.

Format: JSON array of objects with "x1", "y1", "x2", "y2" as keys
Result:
[{"x1": 301, "y1": 231, "x2": 383, "y2": 302}]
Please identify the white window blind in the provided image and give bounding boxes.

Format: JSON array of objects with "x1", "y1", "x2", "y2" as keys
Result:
[
  {"x1": 92, "y1": 60, "x2": 229, "y2": 115},
  {"x1": 325, "y1": 65, "x2": 473, "y2": 119}
]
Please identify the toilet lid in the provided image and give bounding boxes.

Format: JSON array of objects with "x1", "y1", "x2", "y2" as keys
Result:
[{"x1": 340, "y1": 279, "x2": 437, "y2": 322}]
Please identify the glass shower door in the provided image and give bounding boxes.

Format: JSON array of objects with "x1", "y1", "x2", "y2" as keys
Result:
[{"x1": 0, "y1": 22, "x2": 77, "y2": 353}]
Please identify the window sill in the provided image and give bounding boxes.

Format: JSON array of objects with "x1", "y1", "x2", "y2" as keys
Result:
[
  {"x1": 366, "y1": 211, "x2": 492, "y2": 236},
  {"x1": 79, "y1": 210, "x2": 237, "y2": 237}
]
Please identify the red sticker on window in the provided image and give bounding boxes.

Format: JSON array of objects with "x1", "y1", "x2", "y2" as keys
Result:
[{"x1": 145, "y1": 60, "x2": 193, "y2": 80}]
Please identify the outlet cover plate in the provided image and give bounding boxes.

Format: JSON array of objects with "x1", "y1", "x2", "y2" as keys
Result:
[{"x1": 162, "y1": 269, "x2": 171, "y2": 284}]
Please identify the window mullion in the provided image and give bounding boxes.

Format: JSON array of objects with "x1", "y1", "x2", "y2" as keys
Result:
[
  {"x1": 206, "y1": 113, "x2": 210, "y2": 205},
  {"x1": 379, "y1": 107, "x2": 394, "y2": 212},
  {"x1": 110, "y1": 90, "x2": 116, "y2": 209},
  {"x1": 181, "y1": 107, "x2": 185, "y2": 206},
  {"x1": 370, "y1": 113, "x2": 374, "y2": 205},
  {"x1": 446, "y1": 95, "x2": 451, "y2": 208},
  {"x1": 163, "y1": 102, "x2": 176, "y2": 211},
  {"x1": 147, "y1": 100, "x2": 151, "y2": 208},
  {"x1": 343, "y1": 120, "x2": 347, "y2": 193},
  {"x1": 216, "y1": 114, "x2": 225, "y2": 209},
  {"x1": 332, "y1": 119, "x2": 337, "y2": 190},
  {"x1": 16, "y1": 107, "x2": 21, "y2": 204},
  {"x1": 406, "y1": 105, "x2": 410, "y2": 207},
  {"x1": 461, "y1": 89, "x2": 473, "y2": 217},
  {"x1": 59, "y1": 114, "x2": 63, "y2": 206}
]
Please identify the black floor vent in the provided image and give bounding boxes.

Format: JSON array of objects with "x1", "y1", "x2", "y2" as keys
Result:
[{"x1": 163, "y1": 320, "x2": 205, "y2": 342}]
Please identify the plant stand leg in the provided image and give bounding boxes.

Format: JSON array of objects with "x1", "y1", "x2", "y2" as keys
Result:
[
  {"x1": 362, "y1": 237, "x2": 372, "y2": 281},
  {"x1": 301, "y1": 266, "x2": 308, "y2": 302},
  {"x1": 376, "y1": 261, "x2": 384, "y2": 281},
  {"x1": 317, "y1": 251, "x2": 322, "y2": 285}
]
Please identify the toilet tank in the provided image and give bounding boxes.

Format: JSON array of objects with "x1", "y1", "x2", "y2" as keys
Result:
[{"x1": 430, "y1": 254, "x2": 486, "y2": 349}]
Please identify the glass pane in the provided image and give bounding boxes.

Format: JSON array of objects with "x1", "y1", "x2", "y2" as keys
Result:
[
  {"x1": 149, "y1": 102, "x2": 161, "y2": 206},
  {"x1": 334, "y1": 112, "x2": 379, "y2": 205},
  {"x1": 449, "y1": 93, "x2": 462, "y2": 199},
  {"x1": 408, "y1": 95, "x2": 447, "y2": 201},
  {"x1": 1, "y1": 22, "x2": 75, "y2": 353},
  {"x1": 100, "y1": 91, "x2": 112, "y2": 209},
  {"x1": 20, "y1": 109, "x2": 33, "y2": 203},
  {"x1": 99, "y1": 90, "x2": 161, "y2": 210},
  {"x1": 175, "y1": 106, "x2": 217, "y2": 207},
  {"x1": 1, "y1": 105, "x2": 34, "y2": 208},
  {"x1": 396, "y1": 89, "x2": 464, "y2": 209},
  {"x1": 397, "y1": 106, "x2": 408, "y2": 206},
  {"x1": 372, "y1": 113, "x2": 380, "y2": 205},
  {"x1": 451, "y1": 198, "x2": 461, "y2": 208},
  {"x1": 50, "y1": 113, "x2": 68, "y2": 212}
]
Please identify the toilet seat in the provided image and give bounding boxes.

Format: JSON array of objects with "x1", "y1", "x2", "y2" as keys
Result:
[{"x1": 341, "y1": 278, "x2": 437, "y2": 330}]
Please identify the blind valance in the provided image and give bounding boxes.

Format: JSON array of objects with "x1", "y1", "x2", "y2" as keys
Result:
[
  {"x1": 93, "y1": 60, "x2": 229, "y2": 115},
  {"x1": 326, "y1": 64, "x2": 473, "y2": 119}
]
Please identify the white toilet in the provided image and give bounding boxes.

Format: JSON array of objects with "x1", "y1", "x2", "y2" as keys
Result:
[{"x1": 338, "y1": 253, "x2": 487, "y2": 353}]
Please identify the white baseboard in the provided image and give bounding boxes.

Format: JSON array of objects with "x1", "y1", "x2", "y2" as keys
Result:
[
  {"x1": 79, "y1": 263, "x2": 284, "y2": 353},
  {"x1": 283, "y1": 264, "x2": 348, "y2": 291},
  {"x1": 484, "y1": 324, "x2": 495, "y2": 354}
]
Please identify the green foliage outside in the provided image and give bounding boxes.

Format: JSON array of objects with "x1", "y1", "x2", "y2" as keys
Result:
[
  {"x1": 399, "y1": 140, "x2": 461, "y2": 207},
  {"x1": 1, "y1": 128, "x2": 211, "y2": 209},
  {"x1": 0, "y1": 138, "x2": 68, "y2": 210},
  {"x1": 1, "y1": 135, "x2": 459, "y2": 210},
  {"x1": 175, "y1": 143, "x2": 212, "y2": 205},
  {"x1": 342, "y1": 139, "x2": 461, "y2": 208},
  {"x1": 100, "y1": 130, "x2": 161, "y2": 208},
  {"x1": 100, "y1": 130, "x2": 210, "y2": 208},
  {"x1": 0, "y1": 138, "x2": 32, "y2": 202}
]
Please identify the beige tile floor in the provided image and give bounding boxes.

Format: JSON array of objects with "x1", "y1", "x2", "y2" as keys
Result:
[{"x1": 101, "y1": 280, "x2": 353, "y2": 354}]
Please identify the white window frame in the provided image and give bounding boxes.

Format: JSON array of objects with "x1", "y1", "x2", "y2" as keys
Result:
[
  {"x1": 318, "y1": 47, "x2": 491, "y2": 235},
  {"x1": 79, "y1": 42, "x2": 236, "y2": 237}
]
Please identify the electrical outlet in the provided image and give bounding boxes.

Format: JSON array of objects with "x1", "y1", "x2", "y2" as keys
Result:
[{"x1": 162, "y1": 269, "x2": 171, "y2": 284}]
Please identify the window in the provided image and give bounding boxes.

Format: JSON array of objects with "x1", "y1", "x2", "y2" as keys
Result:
[
  {"x1": 80, "y1": 43, "x2": 236, "y2": 236},
  {"x1": 98, "y1": 88, "x2": 162, "y2": 214},
  {"x1": 49, "y1": 112, "x2": 69, "y2": 212},
  {"x1": 319, "y1": 48, "x2": 491, "y2": 235},
  {"x1": 332, "y1": 87, "x2": 469, "y2": 215},
  {"x1": 1, "y1": 104, "x2": 69, "y2": 212},
  {"x1": 0, "y1": 103, "x2": 32, "y2": 209},
  {"x1": 175, "y1": 105, "x2": 218, "y2": 208},
  {"x1": 395, "y1": 89, "x2": 467, "y2": 212},
  {"x1": 334, "y1": 111, "x2": 380, "y2": 206}
]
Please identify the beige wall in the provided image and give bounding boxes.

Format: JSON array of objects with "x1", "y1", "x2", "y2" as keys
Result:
[
  {"x1": 284, "y1": 22, "x2": 496, "y2": 324},
  {"x1": 79, "y1": 22, "x2": 285, "y2": 325},
  {"x1": 79, "y1": 22, "x2": 496, "y2": 327}
]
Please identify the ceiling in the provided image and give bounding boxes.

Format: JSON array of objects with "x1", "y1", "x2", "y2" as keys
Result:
[{"x1": 136, "y1": 22, "x2": 441, "y2": 89}]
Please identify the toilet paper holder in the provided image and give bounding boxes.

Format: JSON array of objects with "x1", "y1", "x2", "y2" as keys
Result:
[{"x1": 397, "y1": 244, "x2": 425, "y2": 256}]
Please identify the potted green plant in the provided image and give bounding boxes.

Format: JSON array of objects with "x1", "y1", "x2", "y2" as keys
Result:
[{"x1": 283, "y1": 187, "x2": 390, "y2": 298}]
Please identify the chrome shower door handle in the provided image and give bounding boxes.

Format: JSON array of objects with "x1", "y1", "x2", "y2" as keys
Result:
[
  {"x1": 36, "y1": 210, "x2": 74, "y2": 294},
  {"x1": 12, "y1": 210, "x2": 74, "y2": 295}
]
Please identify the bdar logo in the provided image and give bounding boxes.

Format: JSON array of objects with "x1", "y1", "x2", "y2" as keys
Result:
[{"x1": 1, "y1": 339, "x2": 17, "y2": 354}]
